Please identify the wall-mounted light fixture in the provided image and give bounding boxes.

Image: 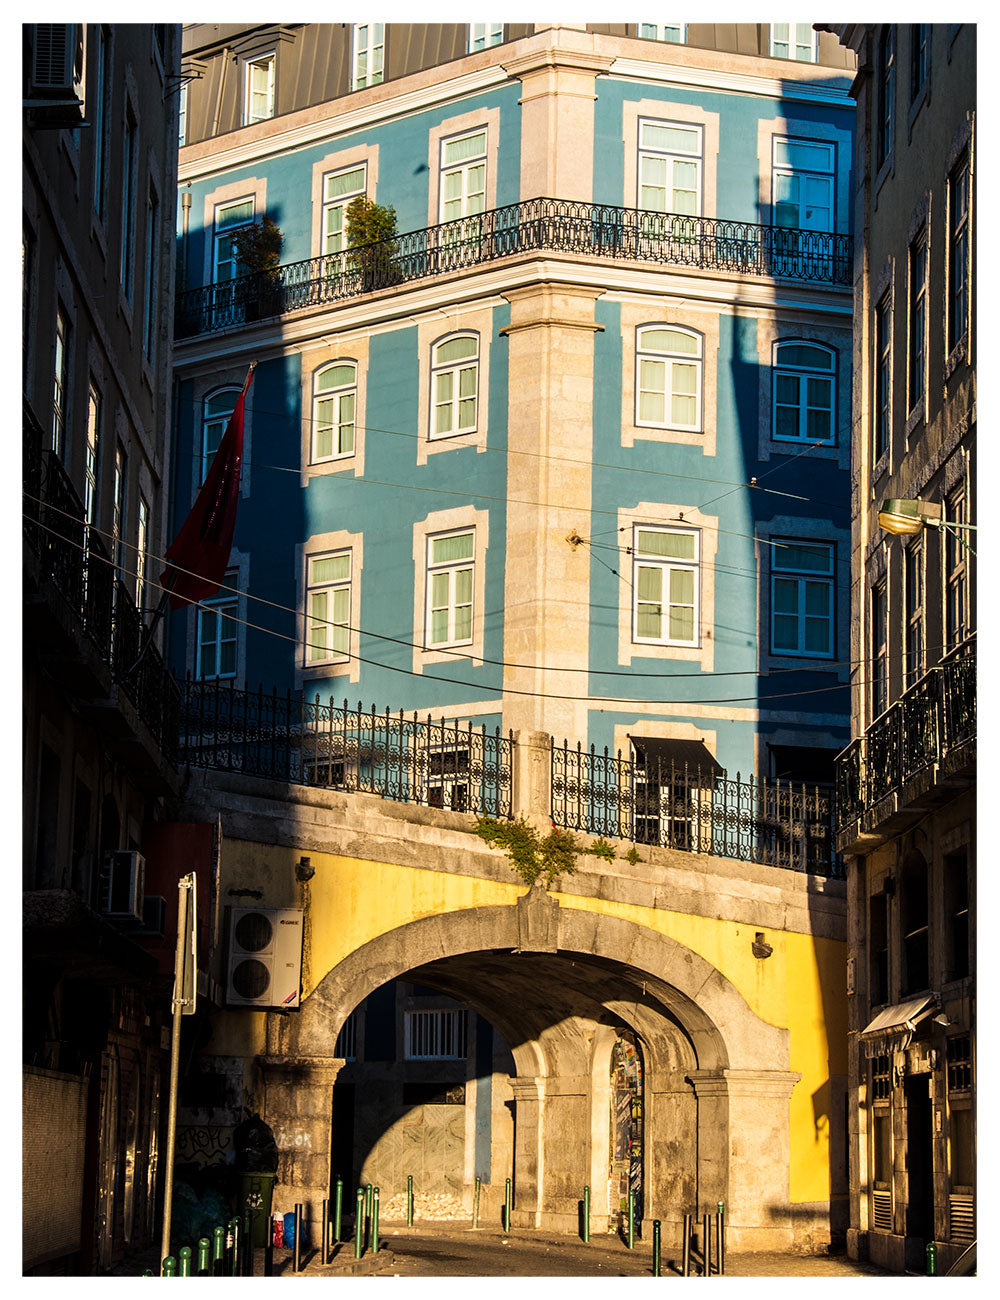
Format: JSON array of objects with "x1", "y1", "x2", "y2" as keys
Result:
[
  {"x1": 878, "y1": 498, "x2": 977, "y2": 554},
  {"x1": 295, "y1": 855, "x2": 315, "y2": 882}
]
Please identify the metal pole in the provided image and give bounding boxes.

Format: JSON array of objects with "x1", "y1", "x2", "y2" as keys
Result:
[
  {"x1": 652, "y1": 1220, "x2": 661, "y2": 1277},
  {"x1": 159, "y1": 874, "x2": 194, "y2": 1266},
  {"x1": 582, "y1": 1185, "x2": 590, "y2": 1242},
  {"x1": 162, "y1": 1257, "x2": 177, "y2": 1277},
  {"x1": 473, "y1": 1176, "x2": 480, "y2": 1227},
  {"x1": 504, "y1": 1177, "x2": 512, "y2": 1232},
  {"x1": 627, "y1": 1189, "x2": 635, "y2": 1249},
  {"x1": 354, "y1": 1188, "x2": 365, "y2": 1258},
  {"x1": 229, "y1": 1216, "x2": 240, "y2": 1276},
  {"x1": 717, "y1": 1201, "x2": 725, "y2": 1275},
  {"x1": 178, "y1": 1246, "x2": 192, "y2": 1277},
  {"x1": 682, "y1": 1213, "x2": 691, "y2": 1277},
  {"x1": 372, "y1": 1187, "x2": 380, "y2": 1254},
  {"x1": 703, "y1": 1213, "x2": 711, "y2": 1276},
  {"x1": 407, "y1": 1173, "x2": 414, "y2": 1226},
  {"x1": 365, "y1": 1182, "x2": 373, "y2": 1240},
  {"x1": 293, "y1": 1202, "x2": 302, "y2": 1273},
  {"x1": 264, "y1": 1227, "x2": 273, "y2": 1278},
  {"x1": 322, "y1": 1198, "x2": 329, "y2": 1266},
  {"x1": 243, "y1": 1207, "x2": 252, "y2": 1276},
  {"x1": 334, "y1": 1179, "x2": 344, "y2": 1243},
  {"x1": 196, "y1": 1237, "x2": 211, "y2": 1276}
]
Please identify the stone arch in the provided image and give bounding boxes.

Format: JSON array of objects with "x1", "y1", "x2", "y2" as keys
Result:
[{"x1": 273, "y1": 901, "x2": 788, "y2": 1076}]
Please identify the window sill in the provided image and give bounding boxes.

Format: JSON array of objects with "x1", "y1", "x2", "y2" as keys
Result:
[
  {"x1": 904, "y1": 398, "x2": 925, "y2": 440},
  {"x1": 945, "y1": 336, "x2": 967, "y2": 382},
  {"x1": 871, "y1": 447, "x2": 890, "y2": 483}
]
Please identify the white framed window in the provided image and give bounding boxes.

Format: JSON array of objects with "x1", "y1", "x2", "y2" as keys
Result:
[
  {"x1": 772, "y1": 137, "x2": 834, "y2": 233},
  {"x1": 85, "y1": 383, "x2": 101, "y2": 526},
  {"x1": 431, "y1": 334, "x2": 479, "y2": 439},
  {"x1": 312, "y1": 362, "x2": 357, "y2": 463},
  {"x1": 632, "y1": 525, "x2": 700, "y2": 647},
  {"x1": 945, "y1": 486, "x2": 968, "y2": 652},
  {"x1": 440, "y1": 128, "x2": 488, "y2": 224},
  {"x1": 305, "y1": 551, "x2": 352, "y2": 666},
  {"x1": 770, "y1": 539, "x2": 834, "y2": 658},
  {"x1": 52, "y1": 304, "x2": 70, "y2": 459},
  {"x1": 352, "y1": 24, "x2": 384, "y2": 91},
  {"x1": 770, "y1": 24, "x2": 818, "y2": 62},
  {"x1": 424, "y1": 746, "x2": 470, "y2": 811},
  {"x1": 638, "y1": 24, "x2": 685, "y2": 43},
  {"x1": 904, "y1": 537, "x2": 924, "y2": 686},
  {"x1": 243, "y1": 53, "x2": 275, "y2": 125},
  {"x1": 213, "y1": 197, "x2": 254, "y2": 283},
  {"x1": 772, "y1": 341, "x2": 835, "y2": 444},
  {"x1": 635, "y1": 326, "x2": 702, "y2": 431},
  {"x1": 178, "y1": 83, "x2": 187, "y2": 146},
  {"x1": 196, "y1": 571, "x2": 239, "y2": 680},
  {"x1": 201, "y1": 388, "x2": 238, "y2": 484},
  {"x1": 322, "y1": 164, "x2": 366, "y2": 262},
  {"x1": 136, "y1": 494, "x2": 149, "y2": 615},
  {"x1": 426, "y1": 529, "x2": 475, "y2": 648},
  {"x1": 638, "y1": 118, "x2": 702, "y2": 217},
  {"x1": 871, "y1": 579, "x2": 888, "y2": 719},
  {"x1": 948, "y1": 151, "x2": 970, "y2": 354},
  {"x1": 404, "y1": 1009, "x2": 468, "y2": 1060},
  {"x1": 468, "y1": 23, "x2": 503, "y2": 52}
]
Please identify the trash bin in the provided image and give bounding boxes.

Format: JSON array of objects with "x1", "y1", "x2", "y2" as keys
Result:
[{"x1": 240, "y1": 1172, "x2": 276, "y2": 1247}]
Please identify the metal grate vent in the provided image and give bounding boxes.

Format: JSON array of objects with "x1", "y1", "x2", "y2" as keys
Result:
[
  {"x1": 871, "y1": 1189, "x2": 892, "y2": 1232},
  {"x1": 949, "y1": 1194, "x2": 975, "y2": 1243}
]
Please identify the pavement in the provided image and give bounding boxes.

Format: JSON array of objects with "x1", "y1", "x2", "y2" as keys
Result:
[{"x1": 115, "y1": 1223, "x2": 898, "y2": 1278}]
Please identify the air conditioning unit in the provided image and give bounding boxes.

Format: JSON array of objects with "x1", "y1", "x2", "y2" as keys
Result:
[
  {"x1": 226, "y1": 908, "x2": 303, "y2": 1009},
  {"x1": 99, "y1": 851, "x2": 145, "y2": 923},
  {"x1": 26, "y1": 24, "x2": 87, "y2": 126}
]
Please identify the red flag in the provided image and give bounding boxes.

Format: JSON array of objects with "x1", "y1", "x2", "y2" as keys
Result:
[{"x1": 160, "y1": 364, "x2": 254, "y2": 610}]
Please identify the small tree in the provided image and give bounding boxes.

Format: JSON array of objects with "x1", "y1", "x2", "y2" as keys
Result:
[
  {"x1": 233, "y1": 216, "x2": 284, "y2": 280},
  {"x1": 345, "y1": 196, "x2": 400, "y2": 285}
]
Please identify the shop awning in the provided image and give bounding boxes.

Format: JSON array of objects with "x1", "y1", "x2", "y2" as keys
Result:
[
  {"x1": 859, "y1": 995, "x2": 937, "y2": 1059},
  {"x1": 629, "y1": 736, "x2": 724, "y2": 777}
]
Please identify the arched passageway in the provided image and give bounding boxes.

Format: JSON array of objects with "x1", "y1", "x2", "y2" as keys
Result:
[{"x1": 260, "y1": 894, "x2": 800, "y2": 1249}]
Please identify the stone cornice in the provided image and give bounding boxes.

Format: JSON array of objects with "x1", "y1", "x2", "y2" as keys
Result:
[{"x1": 607, "y1": 56, "x2": 855, "y2": 107}]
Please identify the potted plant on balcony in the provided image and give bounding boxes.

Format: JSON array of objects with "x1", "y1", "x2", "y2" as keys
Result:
[
  {"x1": 345, "y1": 197, "x2": 401, "y2": 289},
  {"x1": 233, "y1": 216, "x2": 285, "y2": 320}
]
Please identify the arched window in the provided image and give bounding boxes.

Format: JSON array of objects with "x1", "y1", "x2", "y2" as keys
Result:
[
  {"x1": 635, "y1": 326, "x2": 703, "y2": 430},
  {"x1": 772, "y1": 341, "x2": 836, "y2": 444},
  {"x1": 430, "y1": 334, "x2": 479, "y2": 439},
  {"x1": 201, "y1": 388, "x2": 238, "y2": 483},
  {"x1": 312, "y1": 361, "x2": 357, "y2": 463}
]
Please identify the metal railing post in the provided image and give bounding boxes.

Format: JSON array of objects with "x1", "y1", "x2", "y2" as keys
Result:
[
  {"x1": 162, "y1": 1256, "x2": 177, "y2": 1277},
  {"x1": 627, "y1": 1189, "x2": 635, "y2": 1248},
  {"x1": 504, "y1": 1178, "x2": 512, "y2": 1232},
  {"x1": 717, "y1": 1201, "x2": 725, "y2": 1275},
  {"x1": 196, "y1": 1237, "x2": 211, "y2": 1276},
  {"x1": 212, "y1": 1224, "x2": 225, "y2": 1276},
  {"x1": 407, "y1": 1173, "x2": 414, "y2": 1226},
  {"x1": 334, "y1": 1178, "x2": 344, "y2": 1243},
  {"x1": 354, "y1": 1188, "x2": 365, "y2": 1258},
  {"x1": 652, "y1": 1220, "x2": 661, "y2": 1277},
  {"x1": 372, "y1": 1187, "x2": 380, "y2": 1254},
  {"x1": 322, "y1": 1198, "x2": 329, "y2": 1266},
  {"x1": 473, "y1": 1176, "x2": 480, "y2": 1227},
  {"x1": 582, "y1": 1185, "x2": 590, "y2": 1242},
  {"x1": 178, "y1": 1246, "x2": 192, "y2": 1277}
]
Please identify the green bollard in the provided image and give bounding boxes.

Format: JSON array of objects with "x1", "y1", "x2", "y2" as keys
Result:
[
  {"x1": 334, "y1": 1178, "x2": 343, "y2": 1243},
  {"x1": 230, "y1": 1216, "x2": 241, "y2": 1276},
  {"x1": 582, "y1": 1185, "x2": 590, "y2": 1243},
  {"x1": 473, "y1": 1176, "x2": 481, "y2": 1228},
  {"x1": 407, "y1": 1173, "x2": 414, "y2": 1227},
  {"x1": 197, "y1": 1237, "x2": 211, "y2": 1276},
  {"x1": 178, "y1": 1246, "x2": 192, "y2": 1277},
  {"x1": 652, "y1": 1220, "x2": 661, "y2": 1277},
  {"x1": 717, "y1": 1201, "x2": 725, "y2": 1275},
  {"x1": 142, "y1": 1270, "x2": 154, "y2": 1277},
  {"x1": 372, "y1": 1187, "x2": 380, "y2": 1254},
  {"x1": 212, "y1": 1224, "x2": 226, "y2": 1276},
  {"x1": 926, "y1": 1242, "x2": 938, "y2": 1276},
  {"x1": 354, "y1": 1188, "x2": 365, "y2": 1258},
  {"x1": 627, "y1": 1189, "x2": 635, "y2": 1249},
  {"x1": 162, "y1": 1257, "x2": 177, "y2": 1277},
  {"x1": 504, "y1": 1178, "x2": 512, "y2": 1233}
]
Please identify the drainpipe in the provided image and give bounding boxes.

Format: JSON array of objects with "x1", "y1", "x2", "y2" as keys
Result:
[{"x1": 180, "y1": 190, "x2": 191, "y2": 292}]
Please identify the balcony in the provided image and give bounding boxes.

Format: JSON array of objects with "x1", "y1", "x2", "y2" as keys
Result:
[
  {"x1": 175, "y1": 198, "x2": 853, "y2": 339},
  {"x1": 834, "y1": 635, "x2": 976, "y2": 852},
  {"x1": 23, "y1": 399, "x2": 180, "y2": 777},
  {"x1": 176, "y1": 677, "x2": 842, "y2": 878}
]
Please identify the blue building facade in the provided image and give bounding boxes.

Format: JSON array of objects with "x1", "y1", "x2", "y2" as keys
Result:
[{"x1": 171, "y1": 24, "x2": 855, "y2": 794}]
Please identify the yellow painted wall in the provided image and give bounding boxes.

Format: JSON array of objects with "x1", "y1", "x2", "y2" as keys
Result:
[{"x1": 224, "y1": 839, "x2": 845, "y2": 1206}]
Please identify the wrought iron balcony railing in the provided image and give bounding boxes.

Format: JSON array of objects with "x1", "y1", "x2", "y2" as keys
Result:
[
  {"x1": 550, "y1": 740, "x2": 841, "y2": 877},
  {"x1": 23, "y1": 400, "x2": 180, "y2": 763},
  {"x1": 834, "y1": 634, "x2": 976, "y2": 832},
  {"x1": 176, "y1": 198, "x2": 853, "y2": 338},
  {"x1": 178, "y1": 678, "x2": 514, "y2": 819}
]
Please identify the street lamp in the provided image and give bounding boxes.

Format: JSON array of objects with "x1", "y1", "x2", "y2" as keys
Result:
[{"x1": 877, "y1": 497, "x2": 976, "y2": 553}]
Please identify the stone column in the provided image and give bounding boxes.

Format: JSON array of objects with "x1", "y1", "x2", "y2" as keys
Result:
[
  {"x1": 688, "y1": 1068, "x2": 801, "y2": 1252},
  {"x1": 645, "y1": 1076, "x2": 698, "y2": 1247},
  {"x1": 509, "y1": 1076, "x2": 545, "y2": 1227},
  {"x1": 500, "y1": 282, "x2": 604, "y2": 740},
  {"x1": 259, "y1": 1055, "x2": 342, "y2": 1240},
  {"x1": 537, "y1": 1074, "x2": 590, "y2": 1231},
  {"x1": 512, "y1": 729, "x2": 552, "y2": 831}
]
